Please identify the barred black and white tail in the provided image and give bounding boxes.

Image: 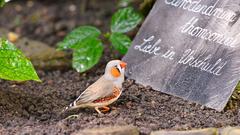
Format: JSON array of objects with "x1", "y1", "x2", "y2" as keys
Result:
[{"x1": 62, "y1": 101, "x2": 77, "y2": 113}]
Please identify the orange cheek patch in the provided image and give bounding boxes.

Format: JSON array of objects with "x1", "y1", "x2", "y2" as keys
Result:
[{"x1": 111, "y1": 68, "x2": 121, "y2": 77}]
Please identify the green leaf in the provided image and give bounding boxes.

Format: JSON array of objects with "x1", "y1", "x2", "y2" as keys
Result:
[
  {"x1": 57, "y1": 26, "x2": 101, "y2": 50},
  {"x1": 72, "y1": 37, "x2": 103, "y2": 73},
  {"x1": 0, "y1": 0, "x2": 5, "y2": 7},
  {"x1": 111, "y1": 7, "x2": 143, "y2": 33},
  {"x1": 110, "y1": 33, "x2": 131, "y2": 55},
  {"x1": 0, "y1": 38, "x2": 40, "y2": 82}
]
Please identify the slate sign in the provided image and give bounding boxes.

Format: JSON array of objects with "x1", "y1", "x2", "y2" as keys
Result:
[{"x1": 123, "y1": 0, "x2": 240, "y2": 111}]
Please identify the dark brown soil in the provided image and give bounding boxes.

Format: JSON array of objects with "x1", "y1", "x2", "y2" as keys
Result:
[{"x1": 0, "y1": 0, "x2": 239, "y2": 135}]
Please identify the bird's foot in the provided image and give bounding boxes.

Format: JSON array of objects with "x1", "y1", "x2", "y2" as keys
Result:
[
  {"x1": 101, "y1": 106, "x2": 110, "y2": 113},
  {"x1": 95, "y1": 106, "x2": 110, "y2": 114}
]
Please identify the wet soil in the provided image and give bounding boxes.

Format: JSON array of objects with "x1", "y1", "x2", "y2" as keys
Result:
[{"x1": 0, "y1": 0, "x2": 239, "y2": 135}]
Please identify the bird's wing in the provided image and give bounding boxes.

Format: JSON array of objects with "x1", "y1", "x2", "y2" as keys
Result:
[{"x1": 75, "y1": 76, "x2": 115, "y2": 105}]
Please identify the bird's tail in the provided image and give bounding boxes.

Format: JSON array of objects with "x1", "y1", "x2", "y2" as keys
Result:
[
  {"x1": 61, "y1": 101, "x2": 77, "y2": 114},
  {"x1": 61, "y1": 101, "x2": 86, "y2": 114}
]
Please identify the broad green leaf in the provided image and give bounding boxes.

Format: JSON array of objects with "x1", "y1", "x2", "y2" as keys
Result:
[
  {"x1": 0, "y1": 0, "x2": 5, "y2": 7},
  {"x1": 72, "y1": 37, "x2": 103, "y2": 73},
  {"x1": 0, "y1": 38, "x2": 40, "y2": 81},
  {"x1": 111, "y1": 7, "x2": 143, "y2": 33},
  {"x1": 110, "y1": 33, "x2": 131, "y2": 55},
  {"x1": 0, "y1": 0, "x2": 10, "y2": 7},
  {"x1": 57, "y1": 26, "x2": 101, "y2": 50}
]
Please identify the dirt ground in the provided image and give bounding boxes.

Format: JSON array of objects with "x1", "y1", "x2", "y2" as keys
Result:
[{"x1": 0, "y1": 0, "x2": 239, "y2": 135}]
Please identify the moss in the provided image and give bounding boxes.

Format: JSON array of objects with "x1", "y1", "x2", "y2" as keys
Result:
[{"x1": 226, "y1": 82, "x2": 240, "y2": 110}]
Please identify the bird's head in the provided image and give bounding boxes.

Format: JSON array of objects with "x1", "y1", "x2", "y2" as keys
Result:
[{"x1": 104, "y1": 60, "x2": 127, "y2": 82}]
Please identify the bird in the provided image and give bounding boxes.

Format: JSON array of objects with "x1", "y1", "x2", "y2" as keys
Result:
[{"x1": 63, "y1": 60, "x2": 127, "y2": 114}]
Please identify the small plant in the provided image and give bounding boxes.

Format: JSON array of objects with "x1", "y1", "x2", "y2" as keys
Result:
[
  {"x1": 57, "y1": 7, "x2": 143, "y2": 73},
  {"x1": 0, "y1": 38, "x2": 40, "y2": 82},
  {"x1": 0, "y1": 0, "x2": 5, "y2": 7},
  {"x1": 0, "y1": 0, "x2": 10, "y2": 7},
  {"x1": 227, "y1": 82, "x2": 240, "y2": 110}
]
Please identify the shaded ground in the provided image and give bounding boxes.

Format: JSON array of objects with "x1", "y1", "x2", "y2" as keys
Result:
[
  {"x1": 0, "y1": 0, "x2": 239, "y2": 135},
  {"x1": 0, "y1": 70, "x2": 239, "y2": 135},
  {"x1": 0, "y1": 0, "x2": 114, "y2": 46}
]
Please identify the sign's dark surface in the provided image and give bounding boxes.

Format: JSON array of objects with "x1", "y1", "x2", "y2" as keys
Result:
[{"x1": 123, "y1": 0, "x2": 240, "y2": 111}]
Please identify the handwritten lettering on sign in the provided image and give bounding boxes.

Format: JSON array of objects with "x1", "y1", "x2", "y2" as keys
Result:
[
  {"x1": 123, "y1": 0, "x2": 240, "y2": 111},
  {"x1": 135, "y1": 36, "x2": 227, "y2": 76}
]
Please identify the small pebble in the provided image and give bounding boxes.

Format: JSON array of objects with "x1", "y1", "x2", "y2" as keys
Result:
[{"x1": 7, "y1": 32, "x2": 19, "y2": 43}]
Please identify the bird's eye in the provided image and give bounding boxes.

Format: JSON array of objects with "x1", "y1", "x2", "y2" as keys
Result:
[{"x1": 114, "y1": 65, "x2": 120, "y2": 72}]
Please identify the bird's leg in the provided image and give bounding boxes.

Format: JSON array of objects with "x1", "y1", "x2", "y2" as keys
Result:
[
  {"x1": 101, "y1": 106, "x2": 110, "y2": 113},
  {"x1": 95, "y1": 107, "x2": 102, "y2": 114}
]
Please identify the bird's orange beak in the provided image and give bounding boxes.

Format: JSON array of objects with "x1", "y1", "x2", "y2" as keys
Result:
[{"x1": 120, "y1": 61, "x2": 127, "y2": 69}]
